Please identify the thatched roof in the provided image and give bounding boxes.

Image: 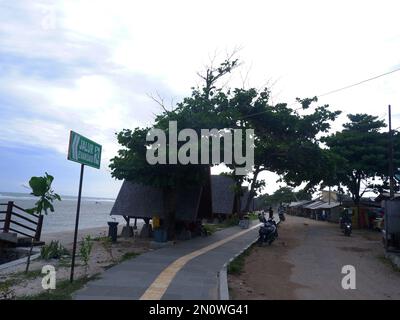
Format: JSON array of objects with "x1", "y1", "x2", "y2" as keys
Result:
[
  {"x1": 110, "y1": 180, "x2": 212, "y2": 221},
  {"x1": 210, "y1": 175, "x2": 236, "y2": 215},
  {"x1": 241, "y1": 188, "x2": 252, "y2": 212}
]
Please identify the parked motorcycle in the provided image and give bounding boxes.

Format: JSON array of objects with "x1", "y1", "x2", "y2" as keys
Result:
[{"x1": 258, "y1": 213, "x2": 278, "y2": 245}]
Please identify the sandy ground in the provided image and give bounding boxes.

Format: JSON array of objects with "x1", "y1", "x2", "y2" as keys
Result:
[
  {"x1": 0, "y1": 226, "x2": 151, "y2": 299},
  {"x1": 229, "y1": 215, "x2": 400, "y2": 300}
]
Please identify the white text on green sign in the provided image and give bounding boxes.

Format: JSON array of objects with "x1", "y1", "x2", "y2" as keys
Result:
[{"x1": 68, "y1": 131, "x2": 102, "y2": 169}]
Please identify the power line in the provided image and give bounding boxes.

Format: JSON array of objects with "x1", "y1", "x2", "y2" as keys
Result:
[
  {"x1": 317, "y1": 66, "x2": 400, "y2": 98},
  {"x1": 230, "y1": 65, "x2": 400, "y2": 121}
]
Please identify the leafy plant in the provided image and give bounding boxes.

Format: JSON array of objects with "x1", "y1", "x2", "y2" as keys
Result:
[
  {"x1": 26, "y1": 172, "x2": 61, "y2": 215},
  {"x1": 100, "y1": 236, "x2": 115, "y2": 262},
  {"x1": 40, "y1": 241, "x2": 69, "y2": 260},
  {"x1": 79, "y1": 235, "x2": 93, "y2": 273}
]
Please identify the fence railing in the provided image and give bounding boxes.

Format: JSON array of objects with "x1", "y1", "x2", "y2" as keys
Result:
[{"x1": 0, "y1": 201, "x2": 43, "y2": 241}]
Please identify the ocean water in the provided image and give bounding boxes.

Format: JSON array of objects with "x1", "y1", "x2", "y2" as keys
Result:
[{"x1": 0, "y1": 192, "x2": 126, "y2": 234}]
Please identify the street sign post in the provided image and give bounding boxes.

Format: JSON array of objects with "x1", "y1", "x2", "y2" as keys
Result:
[
  {"x1": 67, "y1": 131, "x2": 102, "y2": 282},
  {"x1": 68, "y1": 131, "x2": 102, "y2": 169}
]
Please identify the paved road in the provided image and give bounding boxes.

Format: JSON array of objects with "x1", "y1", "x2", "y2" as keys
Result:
[
  {"x1": 74, "y1": 221, "x2": 259, "y2": 300},
  {"x1": 287, "y1": 216, "x2": 400, "y2": 299},
  {"x1": 229, "y1": 215, "x2": 400, "y2": 300}
]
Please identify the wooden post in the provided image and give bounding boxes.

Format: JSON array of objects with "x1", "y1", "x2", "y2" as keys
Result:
[
  {"x1": 34, "y1": 215, "x2": 44, "y2": 241},
  {"x1": 4, "y1": 201, "x2": 13, "y2": 233}
]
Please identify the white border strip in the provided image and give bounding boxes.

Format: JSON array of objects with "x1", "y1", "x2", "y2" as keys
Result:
[{"x1": 218, "y1": 236, "x2": 259, "y2": 300}]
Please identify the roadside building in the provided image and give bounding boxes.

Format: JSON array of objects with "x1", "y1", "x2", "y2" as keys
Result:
[{"x1": 287, "y1": 200, "x2": 314, "y2": 216}]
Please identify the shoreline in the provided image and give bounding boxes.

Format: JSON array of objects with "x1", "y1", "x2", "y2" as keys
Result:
[{"x1": 41, "y1": 225, "x2": 126, "y2": 248}]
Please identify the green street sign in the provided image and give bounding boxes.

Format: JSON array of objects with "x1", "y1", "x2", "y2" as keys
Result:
[{"x1": 67, "y1": 131, "x2": 102, "y2": 169}]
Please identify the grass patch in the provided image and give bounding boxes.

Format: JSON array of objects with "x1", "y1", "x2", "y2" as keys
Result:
[
  {"x1": 0, "y1": 278, "x2": 19, "y2": 293},
  {"x1": 222, "y1": 216, "x2": 240, "y2": 228},
  {"x1": 202, "y1": 224, "x2": 221, "y2": 235},
  {"x1": 93, "y1": 236, "x2": 110, "y2": 242},
  {"x1": 203, "y1": 212, "x2": 258, "y2": 235},
  {"x1": 16, "y1": 269, "x2": 42, "y2": 281},
  {"x1": 227, "y1": 246, "x2": 253, "y2": 275},
  {"x1": 247, "y1": 212, "x2": 259, "y2": 220},
  {"x1": 120, "y1": 252, "x2": 139, "y2": 262},
  {"x1": 0, "y1": 269, "x2": 43, "y2": 296},
  {"x1": 18, "y1": 274, "x2": 100, "y2": 300},
  {"x1": 378, "y1": 255, "x2": 400, "y2": 272}
]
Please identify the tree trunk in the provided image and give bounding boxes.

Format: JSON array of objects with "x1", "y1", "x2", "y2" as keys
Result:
[
  {"x1": 163, "y1": 186, "x2": 177, "y2": 241},
  {"x1": 244, "y1": 169, "x2": 260, "y2": 213}
]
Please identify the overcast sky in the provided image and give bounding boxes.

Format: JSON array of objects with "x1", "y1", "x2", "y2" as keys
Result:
[{"x1": 1, "y1": 0, "x2": 400, "y2": 198}]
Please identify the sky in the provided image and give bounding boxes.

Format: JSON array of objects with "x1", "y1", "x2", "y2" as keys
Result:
[{"x1": 0, "y1": 0, "x2": 400, "y2": 198}]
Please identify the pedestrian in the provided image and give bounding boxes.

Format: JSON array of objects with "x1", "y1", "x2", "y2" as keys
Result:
[{"x1": 268, "y1": 206, "x2": 274, "y2": 219}]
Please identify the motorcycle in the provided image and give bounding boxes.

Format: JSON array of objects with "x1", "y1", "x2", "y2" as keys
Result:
[
  {"x1": 343, "y1": 221, "x2": 352, "y2": 236},
  {"x1": 258, "y1": 213, "x2": 278, "y2": 246},
  {"x1": 278, "y1": 206, "x2": 286, "y2": 222}
]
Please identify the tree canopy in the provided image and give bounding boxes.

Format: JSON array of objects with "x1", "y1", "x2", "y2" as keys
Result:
[{"x1": 322, "y1": 113, "x2": 399, "y2": 204}]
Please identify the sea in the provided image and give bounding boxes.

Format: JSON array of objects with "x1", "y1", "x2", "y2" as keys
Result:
[{"x1": 0, "y1": 192, "x2": 126, "y2": 234}]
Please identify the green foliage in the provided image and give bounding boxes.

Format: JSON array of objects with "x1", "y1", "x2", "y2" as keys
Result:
[
  {"x1": 260, "y1": 186, "x2": 312, "y2": 206},
  {"x1": 120, "y1": 252, "x2": 139, "y2": 262},
  {"x1": 40, "y1": 240, "x2": 69, "y2": 260},
  {"x1": 109, "y1": 56, "x2": 340, "y2": 227},
  {"x1": 323, "y1": 114, "x2": 395, "y2": 203},
  {"x1": 100, "y1": 236, "x2": 115, "y2": 262},
  {"x1": 202, "y1": 224, "x2": 220, "y2": 235},
  {"x1": 18, "y1": 275, "x2": 100, "y2": 300},
  {"x1": 246, "y1": 212, "x2": 259, "y2": 220},
  {"x1": 26, "y1": 172, "x2": 61, "y2": 215},
  {"x1": 222, "y1": 214, "x2": 240, "y2": 227},
  {"x1": 79, "y1": 235, "x2": 93, "y2": 268},
  {"x1": 0, "y1": 270, "x2": 42, "y2": 299},
  {"x1": 227, "y1": 246, "x2": 252, "y2": 275}
]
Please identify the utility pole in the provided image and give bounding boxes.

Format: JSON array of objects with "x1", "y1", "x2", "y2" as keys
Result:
[
  {"x1": 389, "y1": 105, "x2": 394, "y2": 200},
  {"x1": 386, "y1": 105, "x2": 394, "y2": 252}
]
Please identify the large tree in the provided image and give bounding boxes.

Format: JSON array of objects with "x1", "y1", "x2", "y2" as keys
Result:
[
  {"x1": 322, "y1": 114, "x2": 397, "y2": 204},
  {"x1": 223, "y1": 93, "x2": 341, "y2": 211},
  {"x1": 110, "y1": 59, "x2": 239, "y2": 239}
]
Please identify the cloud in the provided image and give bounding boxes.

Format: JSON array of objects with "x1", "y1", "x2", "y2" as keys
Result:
[{"x1": 1, "y1": 0, "x2": 400, "y2": 197}]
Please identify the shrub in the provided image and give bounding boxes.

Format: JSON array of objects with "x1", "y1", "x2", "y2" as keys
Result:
[
  {"x1": 40, "y1": 241, "x2": 69, "y2": 260},
  {"x1": 79, "y1": 235, "x2": 94, "y2": 272}
]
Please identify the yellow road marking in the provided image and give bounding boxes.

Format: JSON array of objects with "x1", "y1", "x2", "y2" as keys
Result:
[{"x1": 140, "y1": 223, "x2": 261, "y2": 300}]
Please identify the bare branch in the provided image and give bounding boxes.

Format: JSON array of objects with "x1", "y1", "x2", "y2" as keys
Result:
[{"x1": 147, "y1": 91, "x2": 170, "y2": 113}]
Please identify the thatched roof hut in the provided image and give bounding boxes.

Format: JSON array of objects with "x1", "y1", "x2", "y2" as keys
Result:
[
  {"x1": 210, "y1": 175, "x2": 251, "y2": 215},
  {"x1": 110, "y1": 179, "x2": 212, "y2": 222}
]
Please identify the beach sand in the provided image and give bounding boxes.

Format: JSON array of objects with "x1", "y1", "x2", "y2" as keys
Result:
[
  {"x1": 42, "y1": 226, "x2": 122, "y2": 249},
  {"x1": 0, "y1": 224, "x2": 150, "y2": 299}
]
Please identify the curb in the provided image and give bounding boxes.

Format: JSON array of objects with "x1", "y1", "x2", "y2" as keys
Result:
[
  {"x1": 0, "y1": 248, "x2": 41, "y2": 272},
  {"x1": 218, "y1": 236, "x2": 259, "y2": 300}
]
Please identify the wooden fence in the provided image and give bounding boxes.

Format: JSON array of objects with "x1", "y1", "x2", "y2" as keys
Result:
[{"x1": 0, "y1": 201, "x2": 43, "y2": 241}]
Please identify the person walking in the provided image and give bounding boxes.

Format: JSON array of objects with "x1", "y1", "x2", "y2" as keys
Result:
[{"x1": 268, "y1": 206, "x2": 274, "y2": 219}]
